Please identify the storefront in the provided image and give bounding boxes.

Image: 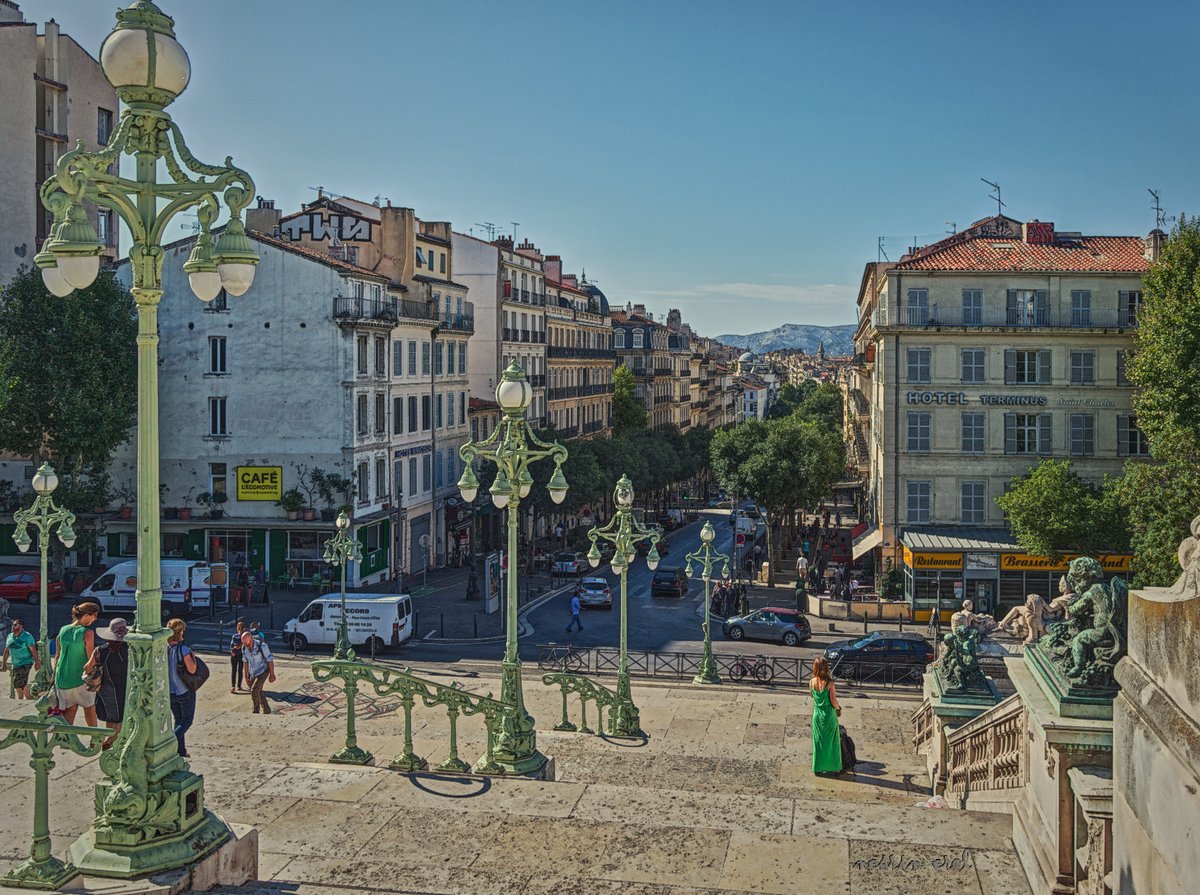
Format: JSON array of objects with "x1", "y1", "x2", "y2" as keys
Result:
[
  {"x1": 443, "y1": 497, "x2": 473, "y2": 566},
  {"x1": 901, "y1": 529, "x2": 1130, "y2": 622}
]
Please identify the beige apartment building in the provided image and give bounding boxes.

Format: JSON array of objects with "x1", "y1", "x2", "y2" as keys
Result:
[
  {"x1": 544, "y1": 264, "x2": 613, "y2": 438},
  {"x1": 0, "y1": 2, "x2": 118, "y2": 285},
  {"x1": 852, "y1": 215, "x2": 1152, "y2": 618}
]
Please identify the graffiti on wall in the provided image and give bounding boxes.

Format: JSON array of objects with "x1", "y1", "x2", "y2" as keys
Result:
[{"x1": 280, "y1": 212, "x2": 373, "y2": 243}]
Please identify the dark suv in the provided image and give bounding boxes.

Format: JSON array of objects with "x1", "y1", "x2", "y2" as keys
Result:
[
  {"x1": 822, "y1": 631, "x2": 934, "y2": 682},
  {"x1": 650, "y1": 567, "x2": 688, "y2": 598}
]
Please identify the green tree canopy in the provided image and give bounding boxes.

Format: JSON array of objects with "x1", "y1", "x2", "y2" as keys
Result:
[
  {"x1": 611, "y1": 364, "x2": 648, "y2": 435},
  {"x1": 795, "y1": 381, "x2": 843, "y2": 430}
]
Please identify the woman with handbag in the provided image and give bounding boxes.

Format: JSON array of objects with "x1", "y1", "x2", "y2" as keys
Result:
[
  {"x1": 91, "y1": 618, "x2": 130, "y2": 749},
  {"x1": 166, "y1": 618, "x2": 199, "y2": 757},
  {"x1": 54, "y1": 602, "x2": 101, "y2": 725}
]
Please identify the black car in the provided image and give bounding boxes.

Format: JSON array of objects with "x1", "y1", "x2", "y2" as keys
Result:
[
  {"x1": 650, "y1": 567, "x2": 688, "y2": 598},
  {"x1": 822, "y1": 631, "x2": 934, "y2": 683}
]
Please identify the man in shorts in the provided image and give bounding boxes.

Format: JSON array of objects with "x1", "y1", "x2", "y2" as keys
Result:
[{"x1": 1, "y1": 618, "x2": 39, "y2": 699}]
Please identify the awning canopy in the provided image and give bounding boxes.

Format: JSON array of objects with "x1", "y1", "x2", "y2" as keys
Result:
[
  {"x1": 901, "y1": 528, "x2": 1019, "y2": 553},
  {"x1": 852, "y1": 526, "x2": 883, "y2": 559}
]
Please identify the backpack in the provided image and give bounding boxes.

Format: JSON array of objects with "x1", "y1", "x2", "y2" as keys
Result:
[
  {"x1": 839, "y1": 724, "x2": 858, "y2": 773},
  {"x1": 176, "y1": 646, "x2": 210, "y2": 691}
]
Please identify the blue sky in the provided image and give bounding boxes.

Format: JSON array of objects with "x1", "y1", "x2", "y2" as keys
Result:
[{"x1": 28, "y1": 0, "x2": 1200, "y2": 336}]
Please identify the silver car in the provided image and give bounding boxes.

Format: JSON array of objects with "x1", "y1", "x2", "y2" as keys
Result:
[
  {"x1": 575, "y1": 577, "x2": 612, "y2": 609},
  {"x1": 722, "y1": 607, "x2": 812, "y2": 647}
]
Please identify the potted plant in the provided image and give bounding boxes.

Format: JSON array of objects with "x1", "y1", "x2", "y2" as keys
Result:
[
  {"x1": 115, "y1": 481, "x2": 136, "y2": 520},
  {"x1": 328, "y1": 472, "x2": 356, "y2": 515},
  {"x1": 312, "y1": 467, "x2": 337, "y2": 522},
  {"x1": 197, "y1": 490, "x2": 228, "y2": 520},
  {"x1": 277, "y1": 487, "x2": 304, "y2": 521},
  {"x1": 293, "y1": 463, "x2": 320, "y2": 521},
  {"x1": 178, "y1": 486, "x2": 195, "y2": 521}
]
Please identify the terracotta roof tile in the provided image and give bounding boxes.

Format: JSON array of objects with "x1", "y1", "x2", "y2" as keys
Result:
[{"x1": 249, "y1": 230, "x2": 390, "y2": 281}]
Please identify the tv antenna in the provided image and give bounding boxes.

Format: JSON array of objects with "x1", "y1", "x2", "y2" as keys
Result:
[
  {"x1": 1148, "y1": 189, "x2": 1176, "y2": 230},
  {"x1": 945, "y1": 221, "x2": 957, "y2": 235},
  {"x1": 473, "y1": 222, "x2": 498, "y2": 240},
  {"x1": 981, "y1": 178, "x2": 1005, "y2": 216},
  {"x1": 308, "y1": 185, "x2": 343, "y2": 201},
  {"x1": 877, "y1": 236, "x2": 889, "y2": 263}
]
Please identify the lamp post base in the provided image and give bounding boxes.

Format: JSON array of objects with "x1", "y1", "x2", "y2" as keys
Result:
[
  {"x1": 329, "y1": 745, "x2": 373, "y2": 766},
  {"x1": 610, "y1": 671, "x2": 643, "y2": 738},
  {"x1": 2, "y1": 855, "x2": 80, "y2": 891},
  {"x1": 69, "y1": 807, "x2": 229, "y2": 879}
]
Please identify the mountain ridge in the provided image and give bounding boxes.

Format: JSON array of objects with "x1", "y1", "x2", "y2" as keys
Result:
[{"x1": 717, "y1": 323, "x2": 855, "y2": 356}]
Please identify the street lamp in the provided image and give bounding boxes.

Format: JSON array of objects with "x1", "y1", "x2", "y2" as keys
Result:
[
  {"x1": 35, "y1": 0, "x2": 258, "y2": 876},
  {"x1": 684, "y1": 521, "x2": 730, "y2": 685},
  {"x1": 586, "y1": 474, "x2": 660, "y2": 736},
  {"x1": 11, "y1": 463, "x2": 77, "y2": 698},
  {"x1": 457, "y1": 361, "x2": 568, "y2": 774},
  {"x1": 324, "y1": 511, "x2": 362, "y2": 661}
]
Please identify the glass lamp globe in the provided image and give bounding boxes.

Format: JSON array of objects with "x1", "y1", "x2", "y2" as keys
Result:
[
  {"x1": 58, "y1": 522, "x2": 77, "y2": 550},
  {"x1": 100, "y1": 2, "x2": 191, "y2": 104},
  {"x1": 336, "y1": 511, "x2": 351, "y2": 531},
  {"x1": 56, "y1": 254, "x2": 100, "y2": 291},
  {"x1": 32, "y1": 464, "x2": 59, "y2": 494},
  {"x1": 700, "y1": 522, "x2": 715, "y2": 544},
  {"x1": 40, "y1": 263, "x2": 74, "y2": 297},
  {"x1": 14, "y1": 530, "x2": 32, "y2": 554},
  {"x1": 495, "y1": 362, "x2": 532, "y2": 412}
]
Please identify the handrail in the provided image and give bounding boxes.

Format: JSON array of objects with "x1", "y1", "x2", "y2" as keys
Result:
[
  {"x1": 541, "y1": 672, "x2": 625, "y2": 736},
  {"x1": 911, "y1": 698, "x2": 935, "y2": 752},
  {"x1": 944, "y1": 693, "x2": 1027, "y2": 796}
]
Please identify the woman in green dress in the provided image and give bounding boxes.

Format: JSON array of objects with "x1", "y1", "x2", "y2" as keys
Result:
[
  {"x1": 810, "y1": 656, "x2": 843, "y2": 774},
  {"x1": 54, "y1": 601, "x2": 101, "y2": 726}
]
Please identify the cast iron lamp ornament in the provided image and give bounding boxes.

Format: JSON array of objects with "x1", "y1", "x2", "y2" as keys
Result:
[
  {"x1": 324, "y1": 511, "x2": 363, "y2": 661},
  {"x1": 34, "y1": 1, "x2": 259, "y2": 876},
  {"x1": 684, "y1": 521, "x2": 731, "y2": 685},
  {"x1": 11, "y1": 463, "x2": 77, "y2": 698},
  {"x1": 457, "y1": 362, "x2": 568, "y2": 774},
  {"x1": 586, "y1": 474, "x2": 661, "y2": 736}
]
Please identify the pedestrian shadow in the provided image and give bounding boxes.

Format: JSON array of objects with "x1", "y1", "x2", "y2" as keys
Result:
[
  {"x1": 844, "y1": 761, "x2": 914, "y2": 793},
  {"x1": 406, "y1": 772, "x2": 493, "y2": 799},
  {"x1": 597, "y1": 730, "x2": 650, "y2": 749}
]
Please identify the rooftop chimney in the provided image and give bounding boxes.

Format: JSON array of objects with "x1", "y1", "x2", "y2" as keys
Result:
[
  {"x1": 246, "y1": 197, "x2": 282, "y2": 235},
  {"x1": 544, "y1": 255, "x2": 562, "y2": 283},
  {"x1": 1144, "y1": 229, "x2": 1166, "y2": 263}
]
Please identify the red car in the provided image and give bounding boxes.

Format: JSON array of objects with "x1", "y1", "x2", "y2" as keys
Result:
[{"x1": 0, "y1": 570, "x2": 67, "y2": 604}]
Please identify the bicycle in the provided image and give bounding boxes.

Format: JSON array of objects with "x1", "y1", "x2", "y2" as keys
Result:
[
  {"x1": 728, "y1": 654, "x2": 774, "y2": 684},
  {"x1": 537, "y1": 642, "x2": 587, "y2": 674}
]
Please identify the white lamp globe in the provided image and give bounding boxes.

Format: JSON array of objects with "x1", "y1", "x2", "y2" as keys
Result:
[
  {"x1": 32, "y1": 464, "x2": 59, "y2": 495},
  {"x1": 188, "y1": 269, "x2": 223, "y2": 302},
  {"x1": 57, "y1": 255, "x2": 100, "y2": 290},
  {"x1": 41, "y1": 265, "x2": 74, "y2": 297},
  {"x1": 217, "y1": 261, "x2": 255, "y2": 297},
  {"x1": 100, "y1": 3, "x2": 191, "y2": 104}
]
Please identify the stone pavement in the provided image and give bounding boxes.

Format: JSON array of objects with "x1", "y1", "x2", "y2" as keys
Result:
[{"x1": 0, "y1": 657, "x2": 1030, "y2": 894}]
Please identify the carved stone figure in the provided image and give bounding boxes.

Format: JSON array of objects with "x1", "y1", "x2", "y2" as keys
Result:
[
  {"x1": 950, "y1": 599, "x2": 998, "y2": 636},
  {"x1": 1166, "y1": 513, "x2": 1200, "y2": 598},
  {"x1": 1047, "y1": 574, "x2": 1074, "y2": 617},
  {"x1": 1039, "y1": 556, "x2": 1127, "y2": 688},
  {"x1": 999, "y1": 593, "x2": 1052, "y2": 643},
  {"x1": 936, "y1": 624, "x2": 989, "y2": 692}
]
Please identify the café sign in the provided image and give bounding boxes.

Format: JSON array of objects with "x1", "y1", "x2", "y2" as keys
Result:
[{"x1": 236, "y1": 465, "x2": 282, "y2": 501}]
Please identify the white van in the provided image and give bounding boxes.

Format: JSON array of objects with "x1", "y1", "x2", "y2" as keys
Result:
[
  {"x1": 80, "y1": 560, "x2": 214, "y2": 618},
  {"x1": 283, "y1": 594, "x2": 414, "y2": 652}
]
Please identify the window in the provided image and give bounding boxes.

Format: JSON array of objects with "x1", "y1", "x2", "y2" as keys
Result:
[
  {"x1": 97, "y1": 210, "x2": 113, "y2": 246},
  {"x1": 633, "y1": 329, "x2": 644, "y2": 349},
  {"x1": 408, "y1": 340, "x2": 417, "y2": 376},
  {"x1": 1005, "y1": 349, "x2": 1050, "y2": 384},
  {"x1": 356, "y1": 394, "x2": 368, "y2": 435},
  {"x1": 1006, "y1": 289, "x2": 1049, "y2": 326},
  {"x1": 907, "y1": 289, "x2": 929, "y2": 325},
  {"x1": 357, "y1": 335, "x2": 368, "y2": 375},
  {"x1": 393, "y1": 341, "x2": 404, "y2": 376},
  {"x1": 1117, "y1": 416, "x2": 1150, "y2": 457},
  {"x1": 208, "y1": 397, "x2": 227, "y2": 436},
  {"x1": 907, "y1": 481, "x2": 931, "y2": 524},
  {"x1": 375, "y1": 393, "x2": 386, "y2": 434},
  {"x1": 435, "y1": 341, "x2": 444, "y2": 375},
  {"x1": 961, "y1": 412, "x2": 985, "y2": 453},
  {"x1": 447, "y1": 391, "x2": 455, "y2": 426},
  {"x1": 1070, "y1": 350, "x2": 1095, "y2": 385},
  {"x1": 1117, "y1": 350, "x2": 1131, "y2": 386},
  {"x1": 408, "y1": 395, "x2": 418, "y2": 432},
  {"x1": 447, "y1": 342, "x2": 456, "y2": 376},
  {"x1": 1119, "y1": 291, "x2": 1144, "y2": 327},
  {"x1": 209, "y1": 336, "x2": 226, "y2": 374},
  {"x1": 1005, "y1": 412, "x2": 1051, "y2": 454},
  {"x1": 1070, "y1": 290, "x2": 1092, "y2": 326},
  {"x1": 97, "y1": 108, "x2": 114, "y2": 144},
  {"x1": 422, "y1": 455, "x2": 431, "y2": 492},
  {"x1": 435, "y1": 394, "x2": 443, "y2": 429},
  {"x1": 415, "y1": 247, "x2": 425, "y2": 268},
  {"x1": 393, "y1": 397, "x2": 403, "y2": 435},
  {"x1": 960, "y1": 481, "x2": 986, "y2": 524},
  {"x1": 459, "y1": 342, "x2": 467, "y2": 375},
  {"x1": 440, "y1": 253, "x2": 446, "y2": 274},
  {"x1": 435, "y1": 451, "x2": 444, "y2": 489},
  {"x1": 1070, "y1": 413, "x2": 1095, "y2": 456},
  {"x1": 615, "y1": 330, "x2": 625, "y2": 349},
  {"x1": 407, "y1": 458, "x2": 417, "y2": 497},
  {"x1": 421, "y1": 395, "x2": 431, "y2": 431},
  {"x1": 375, "y1": 458, "x2": 387, "y2": 499},
  {"x1": 961, "y1": 348, "x2": 985, "y2": 383},
  {"x1": 906, "y1": 411, "x2": 931, "y2": 452},
  {"x1": 421, "y1": 341, "x2": 430, "y2": 375},
  {"x1": 375, "y1": 337, "x2": 387, "y2": 376},
  {"x1": 394, "y1": 461, "x2": 403, "y2": 499},
  {"x1": 209, "y1": 462, "x2": 227, "y2": 497},
  {"x1": 460, "y1": 391, "x2": 466, "y2": 423},
  {"x1": 962, "y1": 289, "x2": 983, "y2": 325},
  {"x1": 357, "y1": 461, "x2": 369, "y2": 503},
  {"x1": 906, "y1": 348, "x2": 931, "y2": 383}
]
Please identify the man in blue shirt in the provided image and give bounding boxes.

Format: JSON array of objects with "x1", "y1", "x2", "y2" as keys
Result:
[
  {"x1": 1, "y1": 619, "x2": 39, "y2": 699},
  {"x1": 240, "y1": 631, "x2": 275, "y2": 714},
  {"x1": 566, "y1": 593, "x2": 583, "y2": 633}
]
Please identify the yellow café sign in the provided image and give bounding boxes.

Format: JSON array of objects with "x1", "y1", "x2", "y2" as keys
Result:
[
  {"x1": 902, "y1": 546, "x2": 963, "y2": 570},
  {"x1": 236, "y1": 465, "x2": 282, "y2": 501},
  {"x1": 1000, "y1": 553, "x2": 1131, "y2": 573}
]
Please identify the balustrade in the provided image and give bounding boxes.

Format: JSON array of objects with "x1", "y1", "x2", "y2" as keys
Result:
[
  {"x1": 944, "y1": 694, "x2": 1027, "y2": 797},
  {"x1": 542, "y1": 672, "x2": 628, "y2": 737}
]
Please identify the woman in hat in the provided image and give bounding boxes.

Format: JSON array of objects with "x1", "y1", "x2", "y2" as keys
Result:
[{"x1": 90, "y1": 617, "x2": 130, "y2": 749}]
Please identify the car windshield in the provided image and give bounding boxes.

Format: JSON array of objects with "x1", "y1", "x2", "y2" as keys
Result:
[
  {"x1": 554, "y1": 553, "x2": 576, "y2": 562},
  {"x1": 653, "y1": 571, "x2": 675, "y2": 582},
  {"x1": 850, "y1": 632, "x2": 885, "y2": 648}
]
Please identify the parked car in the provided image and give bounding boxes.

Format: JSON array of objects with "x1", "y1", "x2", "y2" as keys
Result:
[
  {"x1": 650, "y1": 567, "x2": 688, "y2": 598},
  {"x1": 575, "y1": 577, "x2": 612, "y2": 609},
  {"x1": 0, "y1": 571, "x2": 66, "y2": 604},
  {"x1": 552, "y1": 552, "x2": 589, "y2": 575},
  {"x1": 635, "y1": 532, "x2": 669, "y2": 557},
  {"x1": 722, "y1": 607, "x2": 811, "y2": 647},
  {"x1": 822, "y1": 631, "x2": 935, "y2": 682}
]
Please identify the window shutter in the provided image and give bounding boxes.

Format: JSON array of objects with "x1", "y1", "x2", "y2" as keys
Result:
[
  {"x1": 1004, "y1": 349, "x2": 1016, "y2": 384},
  {"x1": 1035, "y1": 290, "x2": 1049, "y2": 323},
  {"x1": 1117, "y1": 416, "x2": 1130, "y2": 457},
  {"x1": 1118, "y1": 291, "x2": 1129, "y2": 320},
  {"x1": 1006, "y1": 290, "x2": 1018, "y2": 323},
  {"x1": 1038, "y1": 349, "x2": 1052, "y2": 384},
  {"x1": 1004, "y1": 413, "x2": 1017, "y2": 454},
  {"x1": 1037, "y1": 413, "x2": 1053, "y2": 454}
]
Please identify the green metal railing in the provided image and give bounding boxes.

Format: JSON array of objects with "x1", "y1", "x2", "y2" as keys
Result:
[
  {"x1": 311, "y1": 659, "x2": 507, "y2": 775},
  {"x1": 542, "y1": 672, "x2": 632, "y2": 738}
]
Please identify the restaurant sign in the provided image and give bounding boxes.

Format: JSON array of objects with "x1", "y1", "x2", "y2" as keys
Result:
[
  {"x1": 999, "y1": 553, "x2": 1131, "y2": 573},
  {"x1": 903, "y1": 546, "x2": 963, "y2": 570}
]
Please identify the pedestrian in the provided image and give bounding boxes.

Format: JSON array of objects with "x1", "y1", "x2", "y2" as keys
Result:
[
  {"x1": 241, "y1": 631, "x2": 275, "y2": 714},
  {"x1": 166, "y1": 618, "x2": 199, "y2": 757},
  {"x1": 810, "y1": 656, "x2": 843, "y2": 775},
  {"x1": 737, "y1": 584, "x2": 749, "y2": 617},
  {"x1": 254, "y1": 564, "x2": 268, "y2": 605},
  {"x1": 286, "y1": 562, "x2": 298, "y2": 589},
  {"x1": 53, "y1": 601, "x2": 101, "y2": 725},
  {"x1": 795, "y1": 553, "x2": 809, "y2": 586},
  {"x1": 229, "y1": 621, "x2": 246, "y2": 693},
  {"x1": 235, "y1": 565, "x2": 250, "y2": 605},
  {"x1": 565, "y1": 593, "x2": 583, "y2": 632},
  {"x1": 1, "y1": 618, "x2": 39, "y2": 699},
  {"x1": 92, "y1": 617, "x2": 130, "y2": 750}
]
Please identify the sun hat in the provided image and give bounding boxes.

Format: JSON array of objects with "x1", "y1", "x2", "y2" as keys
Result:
[{"x1": 97, "y1": 617, "x2": 130, "y2": 641}]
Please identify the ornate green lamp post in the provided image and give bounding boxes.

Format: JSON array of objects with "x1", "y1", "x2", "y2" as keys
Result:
[
  {"x1": 35, "y1": 1, "x2": 258, "y2": 877},
  {"x1": 11, "y1": 463, "x2": 77, "y2": 698},
  {"x1": 684, "y1": 521, "x2": 730, "y2": 685},
  {"x1": 324, "y1": 511, "x2": 362, "y2": 661},
  {"x1": 585, "y1": 475, "x2": 660, "y2": 737},
  {"x1": 457, "y1": 362, "x2": 567, "y2": 775}
]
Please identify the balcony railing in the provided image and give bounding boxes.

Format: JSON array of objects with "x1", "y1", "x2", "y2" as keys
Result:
[
  {"x1": 334, "y1": 296, "x2": 438, "y2": 326},
  {"x1": 548, "y1": 386, "x2": 580, "y2": 401},
  {"x1": 547, "y1": 346, "x2": 616, "y2": 360},
  {"x1": 654, "y1": 367, "x2": 673, "y2": 376},
  {"x1": 528, "y1": 374, "x2": 546, "y2": 388},
  {"x1": 654, "y1": 394, "x2": 671, "y2": 405},
  {"x1": 584, "y1": 383, "x2": 613, "y2": 396},
  {"x1": 440, "y1": 314, "x2": 475, "y2": 333},
  {"x1": 556, "y1": 423, "x2": 579, "y2": 438},
  {"x1": 582, "y1": 420, "x2": 605, "y2": 434},
  {"x1": 873, "y1": 306, "x2": 1139, "y2": 330}
]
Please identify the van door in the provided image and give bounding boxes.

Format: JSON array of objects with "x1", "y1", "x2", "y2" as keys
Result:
[
  {"x1": 88, "y1": 573, "x2": 117, "y2": 609},
  {"x1": 296, "y1": 600, "x2": 326, "y2": 645},
  {"x1": 189, "y1": 565, "x2": 212, "y2": 609},
  {"x1": 394, "y1": 598, "x2": 413, "y2": 644}
]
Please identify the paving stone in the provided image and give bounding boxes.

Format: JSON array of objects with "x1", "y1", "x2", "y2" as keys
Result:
[
  {"x1": 571, "y1": 782, "x2": 793, "y2": 833},
  {"x1": 719, "y1": 831, "x2": 850, "y2": 894},
  {"x1": 257, "y1": 800, "x2": 398, "y2": 859},
  {"x1": 250, "y1": 764, "x2": 388, "y2": 802},
  {"x1": 847, "y1": 840, "x2": 982, "y2": 894},
  {"x1": 594, "y1": 825, "x2": 731, "y2": 889},
  {"x1": 360, "y1": 771, "x2": 586, "y2": 818}
]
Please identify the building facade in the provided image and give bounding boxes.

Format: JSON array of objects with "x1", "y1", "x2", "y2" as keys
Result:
[
  {"x1": 544, "y1": 263, "x2": 613, "y2": 438},
  {"x1": 612, "y1": 309, "x2": 673, "y2": 429},
  {"x1": 0, "y1": 3, "x2": 117, "y2": 285}
]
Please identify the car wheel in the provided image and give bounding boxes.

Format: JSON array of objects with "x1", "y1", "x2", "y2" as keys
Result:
[
  {"x1": 291, "y1": 633, "x2": 308, "y2": 651},
  {"x1": 728, "y1": 625, "x2": 744, "y2": 641},
  {"x1": 160, "y1": 603, "x2": 174, "y2": 621},
  {"x1": 365, "y1": 636, "x2": 385, "y2": 655},
  {"x1": 783, "y1": 631, "x2": 799, "y2": 647},
  {"x1": 605, "y1": 601, "x2": 613, "y2": 610},
  {"x1": 26, "y1": 591, "x2": 38, "y2": 605}
]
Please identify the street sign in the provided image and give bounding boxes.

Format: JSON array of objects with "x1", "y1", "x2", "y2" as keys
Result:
[{"x1": 735, "y1": 533, "x2": 746, "y2": 546}]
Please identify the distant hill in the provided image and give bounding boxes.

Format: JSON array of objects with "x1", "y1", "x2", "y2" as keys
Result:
[{"x1": 716, "y1": 323, "x2": 856, "y2": 356}]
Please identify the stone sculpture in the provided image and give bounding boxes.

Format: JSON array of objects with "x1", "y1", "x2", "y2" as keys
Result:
[
  {"x1": 1166, "y1": 513, "x2": 1200, "y2": 598},
  {"x1": 950, "y1": 599, "x2": 998, "y2": 636},
  {"x1": 998, "y1": 593, "x2": 1053, "y2": 644},
  {"x1": 1039, "y1": 556, "x2": 1127, "y2": 688},
  {"x1": 936, "y1": 623, "x2": 989, "y2": 692}
]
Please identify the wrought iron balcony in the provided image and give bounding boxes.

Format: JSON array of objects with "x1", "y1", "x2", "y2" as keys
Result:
[
  {"x1": 528, "y1": 374, "x2": 546, "y2": 388},
  {"x1": 440, "y1": 314, "x2": 474, "y2": 333},
  {"x1": 582, "y1": 419, "x2": 605, "y2": 434},
  {"x1": 872, "y1": 306, "x2": 1139, "y2": 330},
  {"x1": 334, "y1": 295, "x2": 437, "y2": 327}
]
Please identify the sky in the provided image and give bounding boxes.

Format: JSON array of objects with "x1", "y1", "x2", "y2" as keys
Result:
[{"x1": 26, "y1": 0, "x2": 1200, "y2": 337}]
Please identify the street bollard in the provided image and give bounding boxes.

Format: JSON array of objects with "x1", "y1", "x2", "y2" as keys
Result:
[
  {"x1": 474, "y1": 614, "x2": 478, "y2": 639},
  {"x1": 863, "y1": 614, "x2": 869, "y2": 635},
  {"x1": 414, "y1": 610, "x2": 420, "y2": 639},
  {"x1": 370, "y1": 635, "x2": 376, "y2": 661},
  {"x1": 440, "y1": 611, "x2": 445, "y2": 638}
]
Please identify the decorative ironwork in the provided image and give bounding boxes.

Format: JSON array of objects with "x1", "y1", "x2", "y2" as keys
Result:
[
  {"x1": 542, "y1": 673, "x2": 623, "y2": 737},
  {"x1": 684, "y1": 521, "x2": 730, "y2": 685},
  {"x1": 323, "y1": 511, "x2": 363, "y2": 660}
]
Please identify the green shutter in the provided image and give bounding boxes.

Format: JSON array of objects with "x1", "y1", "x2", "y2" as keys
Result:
[
  {"x1": 269, "y1": 529, "x2": 288, "y2": 579},
  {"x1": 107, "y1": 533, "x2": 122, "y2": 558},
  {"x1": 186, "y1": 528, "x2": 206, "y2": 560}
]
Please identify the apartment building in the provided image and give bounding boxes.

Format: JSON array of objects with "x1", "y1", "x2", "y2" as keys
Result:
[
  {"x1": 0, "y1": 2, "x2": 118, "y2": 285},
  {"x1": 612, "y1": 309, "x2": 673, "y2": 429},
  {"x1": 852, "y1": 215, "x2": 1152, "y2": 617},
  {"x1": 544, "y1": 262, "x2": 614, "y2": 438}
]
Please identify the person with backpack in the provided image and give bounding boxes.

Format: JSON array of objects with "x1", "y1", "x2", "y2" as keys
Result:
[
  {"x1": 229, "y1": 621, "x2": 246, "y2": 693},
  {"x1": 241, "y1": 631, "x2": 275, "y2": 714},
  {"x1": 810, "y1": 656, "x2": 844, "y2": 775},
  {"x1": 166, "y1": 618, "x2": 200, "y2": 757}
]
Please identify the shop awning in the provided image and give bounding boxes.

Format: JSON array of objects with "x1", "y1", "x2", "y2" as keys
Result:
[
  {"x1": 901, "y1": 528, "x2": 1019, "y2": 553},
  {"x1": 852, "y1": 526, "x2": 883, "y2": 559}
]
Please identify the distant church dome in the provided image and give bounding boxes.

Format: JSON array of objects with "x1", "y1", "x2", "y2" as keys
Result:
[
  {"x1": 739, "y1": 351, "x2": 755, "y2": 363},
  {"x1": 581, "y1": 283, "x2": 610, "y2": 315}
]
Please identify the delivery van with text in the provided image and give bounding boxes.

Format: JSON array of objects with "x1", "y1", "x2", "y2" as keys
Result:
[
  {"x1": 283, "y1": 593, "x2": 414, "y2": 652},
  {"x1": 79, "y1": 560, "x2": 214, "y2": 619}
]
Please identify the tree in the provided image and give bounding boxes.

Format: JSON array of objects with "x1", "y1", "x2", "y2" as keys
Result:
[
  {"x1": 795, "y1": 381, "x2": 843, "y2": 430},
  {"x1": 0, "y1": 267, "x2": 137, "y2": 564},
  {"x1": 611, "y1": 365, "x2": 647, "y2": 435},
  {"x1": 1118, "y1": 456, "x2": 1200, "y2": 587},
  {"x1": 995, "y1": 460, "x2": 1129, "y2": 563}
]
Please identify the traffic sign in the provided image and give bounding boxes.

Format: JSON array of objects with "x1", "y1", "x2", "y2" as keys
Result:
[{"x1": 735, "y1": 533, "x2": 746, "y2": 546}]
